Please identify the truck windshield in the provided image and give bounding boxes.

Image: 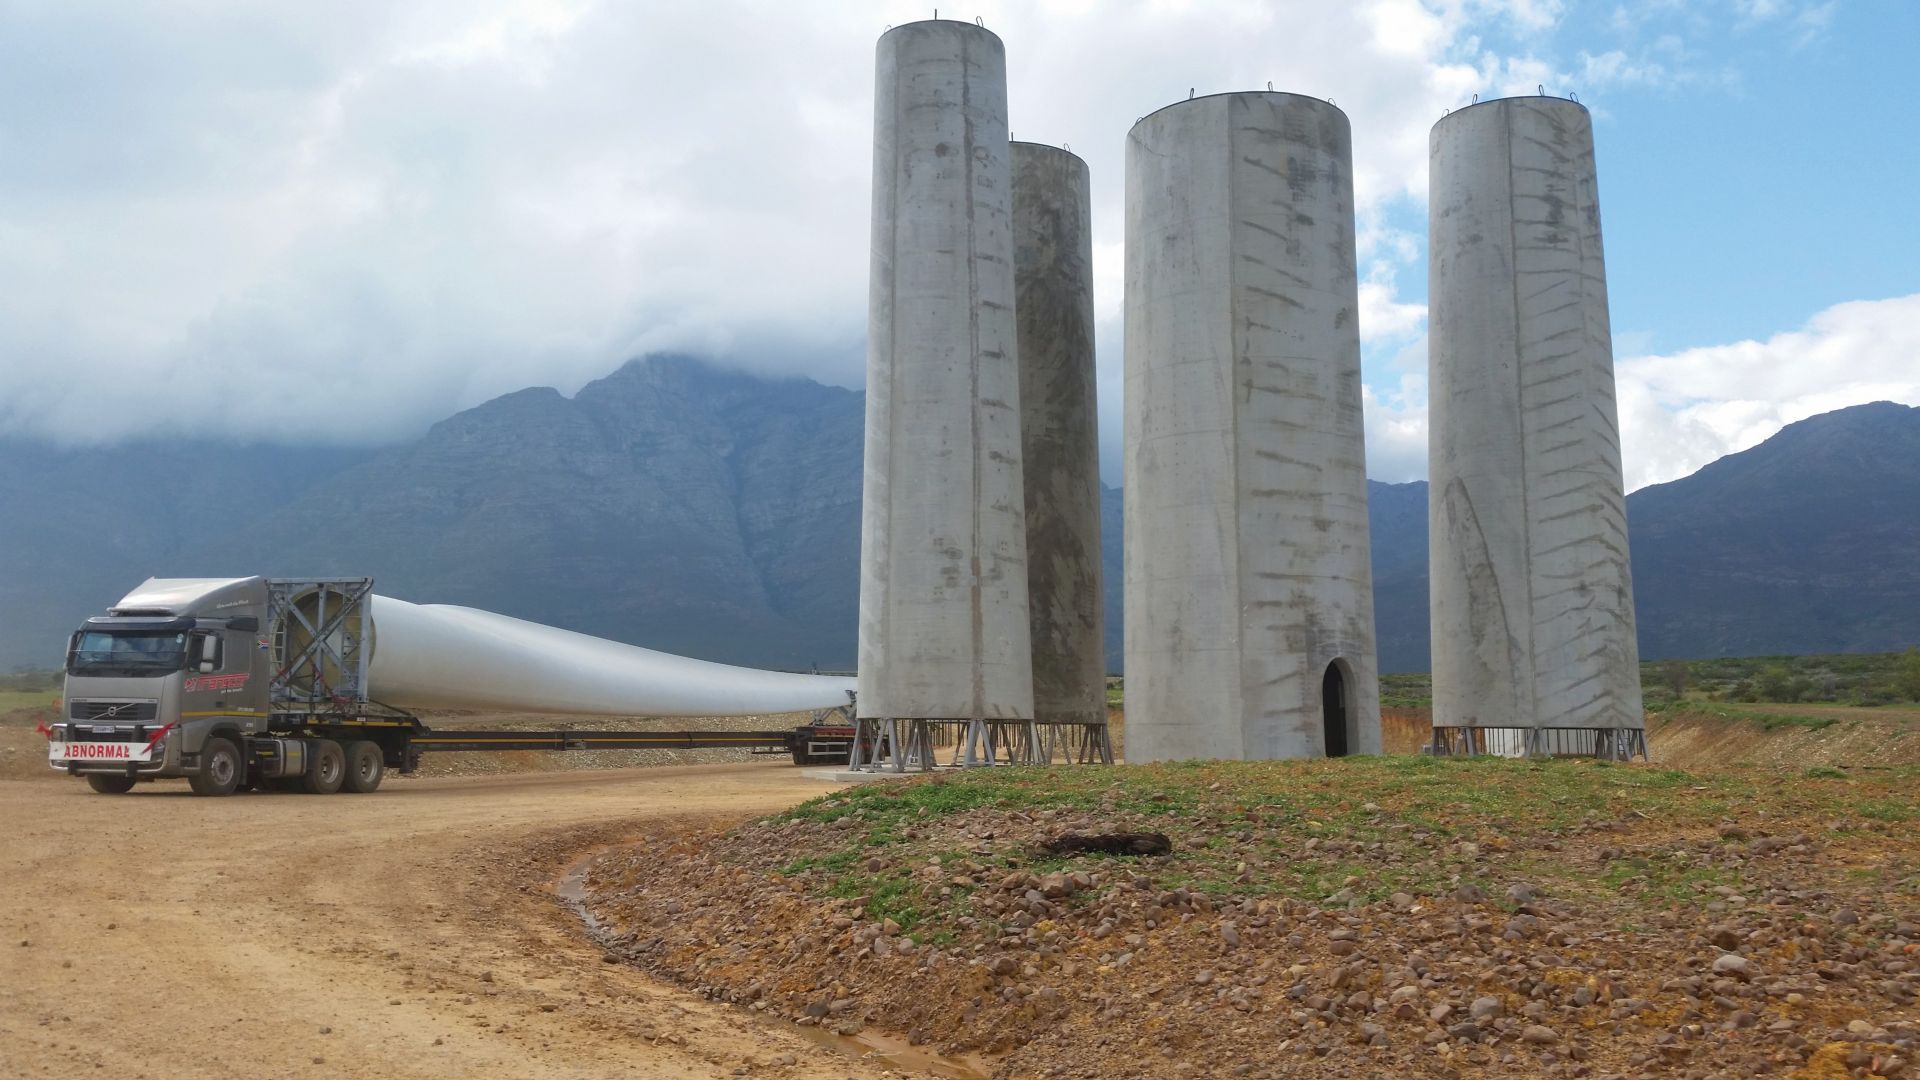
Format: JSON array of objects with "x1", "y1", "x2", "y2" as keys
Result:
[{"x1": 68, "y1": 630, "x2": 189, "y2": 678}]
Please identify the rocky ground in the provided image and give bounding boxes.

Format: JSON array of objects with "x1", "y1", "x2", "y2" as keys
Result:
[{"x1": 582, "y1": 757, "x2": 1920, "y2": 1079}]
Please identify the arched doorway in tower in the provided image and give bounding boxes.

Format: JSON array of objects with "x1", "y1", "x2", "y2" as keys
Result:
[{"x1": 1322, "y1": 661, "x2": 1350, "y2": 758}]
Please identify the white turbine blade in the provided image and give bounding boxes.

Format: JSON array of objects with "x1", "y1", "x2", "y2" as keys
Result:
[{"x1": 366, "y1": 595, "x2": 853, "y2": 716}]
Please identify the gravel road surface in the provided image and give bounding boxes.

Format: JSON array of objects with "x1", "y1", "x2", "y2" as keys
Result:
[{"x1": 0, "y1": 765, "x2": 913, "y2": 1079}]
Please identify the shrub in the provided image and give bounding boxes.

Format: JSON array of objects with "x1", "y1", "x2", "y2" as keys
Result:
[
  {"x1": 1756, "y1": 664, "x2": 1795, "y2": 702},
  {"x1": 1661, "y1": 659, "x2": 1689, "y2": 698},
  {"x1": 1897, "y1": 648, "x2": 1920, "y2": 703}
]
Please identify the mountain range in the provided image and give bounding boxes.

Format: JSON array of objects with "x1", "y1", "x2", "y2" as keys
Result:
[{"x1": 3, "y1": 355, "x2": 1915, "y2": 673}]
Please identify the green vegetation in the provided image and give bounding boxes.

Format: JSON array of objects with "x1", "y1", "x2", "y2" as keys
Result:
[
  {"x1": 0, "y1": 670, "x2": 61, "y2": 716},
  {"x1": 1658, "y1": 658, "x2": 1690, "y2": 697},
  {"x1": 1644, "y1": 649, "x2": 1920, "y2": 707},
  {"x1": 1900, "y1": 647, "x2": 1920, "y2": 701},
  {"x1": 1379, "y1": 671, "x2": 1433, "y2": 708},
  {"x1": 1642, "y1": 699, "x2": 1842, "y2": 731},
  {"x1": 758, "y1": 757, "x2": 1920, "y2": 932},
  {"x1": 0, "y1": 669, "x2": 61, "y2": 693}
]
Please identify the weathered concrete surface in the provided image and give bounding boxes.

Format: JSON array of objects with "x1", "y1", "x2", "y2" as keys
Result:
[
  {"x1": 1123, "y1": 92, "x2": 1382, "y2": 762},
  {"x1": 1011, "y1": 142, "x2": 1105, "y2": 727},
  {"x1": 856, "y1": 21, "x2": 1034, "y2": 723},
  {"x1": 1427, "y1": 97, "x2": 1644, "y2": 742}
]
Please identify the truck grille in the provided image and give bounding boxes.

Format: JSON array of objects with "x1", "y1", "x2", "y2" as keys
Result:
[{"x1": 70, "y1": 701, "x2": 158, "y2": 723}]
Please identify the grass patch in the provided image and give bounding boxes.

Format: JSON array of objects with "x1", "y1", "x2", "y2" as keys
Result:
[
  {"x1": 1646, "y1": 700, "x2": 1839, "y2": 731},
  {"x1": 755, "y1": 756, "x2": 1918, "y2": 933},
  {"x1": 0, "y1": 687, "x2": 61, "y2": 715}
]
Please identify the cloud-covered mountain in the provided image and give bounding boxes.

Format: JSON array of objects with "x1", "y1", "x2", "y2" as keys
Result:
[
  {"x1": 3, "y1": 357, "x2": 1914, "y2": 674},
  {"x1": 1362, "y1": 401, "x2": 1920, "y2": 670}
]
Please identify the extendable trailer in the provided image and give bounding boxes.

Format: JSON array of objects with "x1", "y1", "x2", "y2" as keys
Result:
[{"x1": 48, "y1": 577, "x2": 860, "y2": 795}]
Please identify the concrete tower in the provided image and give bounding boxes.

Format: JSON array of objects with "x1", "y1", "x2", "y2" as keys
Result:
[
  {"x1": 1427, "y1": 96, "x2": 1644, "y2": 757},
  {"x1": 856, "y1": 21, "x2": 1034, "y2": 759},
  {"x1": 1011, "y1": 142, "x2": 1108, "y2": 754},
  {"x1": 1123, "y1": 92, "x2": 1382, "y2": 763}
]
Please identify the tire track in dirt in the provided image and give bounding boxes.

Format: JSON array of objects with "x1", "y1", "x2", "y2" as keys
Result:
[{"x1": 0, "y1": 764, "x2": 911, "y2": 1079}]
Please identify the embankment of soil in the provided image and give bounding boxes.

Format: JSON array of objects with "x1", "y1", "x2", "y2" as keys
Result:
[
  {"x1": 1650, "y1": 707, "x2": 1920, "y2": 772},
  {"x1": 581, "y1": 757, "x2": 1920, "y2": 1079}
]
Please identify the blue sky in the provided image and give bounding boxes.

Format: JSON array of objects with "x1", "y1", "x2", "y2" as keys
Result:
[
  {"x1": 1383, "y1": 0, "x2": 1918, "y2": 353},
  {"x1": 0, "y1": 0, "x2": 1914, "y2": 490},
  {"x1": 1340, "y1": 0, "x2": 1920, "y2": 485}
]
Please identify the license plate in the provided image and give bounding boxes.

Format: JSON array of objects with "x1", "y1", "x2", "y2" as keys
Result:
[{"x1": 92, "y1": 725, "x2": 117, "y2": 735}]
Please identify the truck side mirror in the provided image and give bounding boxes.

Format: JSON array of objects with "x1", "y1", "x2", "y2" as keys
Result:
[{"x1": 195, "y1": 633, "x2": 223, "y2": 673}]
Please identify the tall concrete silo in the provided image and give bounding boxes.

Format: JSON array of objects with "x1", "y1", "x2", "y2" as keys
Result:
[
  {"x1": 1427, "y1": 96, "x2": 1644, "y2": 758},
  {"x1": 855, "y1": 20, "x2": 1036, "y2": 767},
  {"x1": 1011, "y1": 142, "x2": 1110, "y2": 763},
  {"x1": 1123, "y1": 92, "x2": 1382, "y2": 763}
]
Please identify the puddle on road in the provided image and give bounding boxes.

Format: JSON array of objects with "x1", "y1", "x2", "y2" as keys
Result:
[{"x1": 555, "y1": 855, "x2": 993, "y2": 1080}]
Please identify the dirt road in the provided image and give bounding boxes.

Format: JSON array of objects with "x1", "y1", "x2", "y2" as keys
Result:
[{"x1": 0, "y1": 765, "x2": 921, "y2": 1080}]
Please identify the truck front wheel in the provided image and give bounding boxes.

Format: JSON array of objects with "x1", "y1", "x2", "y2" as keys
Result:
[
  {"x1": 188, "y1": 738, "x2": 243, "y2": 797},
  {"x1": 86, "y1": 774, "x2": 137, "y2": 795},
  {"x1": 342, "y1": 741, "x2": 384, "y2": 794},
  {"x1": 302, "y1": 740, "x2": 346, "y2": 794}
]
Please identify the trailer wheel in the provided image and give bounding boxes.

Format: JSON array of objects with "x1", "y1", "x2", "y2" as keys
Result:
[
  {"x1": 342, "y1": 740, "x2": 384, "y2": 793},
  {"x1": 301, "y1": 739, "x2": 346, "y2": 795},
  {"x1": 188, "y1": 738, "x2": 243, "y2": 797},
  {"x1": 86, "y1": 774, "x2": 137, "y2": 795}
]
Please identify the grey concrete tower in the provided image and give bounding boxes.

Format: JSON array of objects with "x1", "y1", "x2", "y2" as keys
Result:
[
  {"x1": 856, "y1": 21, "x2": 1034, "y2": 728},
  {"x1": 1123, "y1": 93, "x2": 1382, "y2": 763},
  {"x1": 1427, "y1": 96, "x2": 1644, "y2": 755},
  {"x1": 1011, "y1": 142, "x2": 1106, "y2": 729}
]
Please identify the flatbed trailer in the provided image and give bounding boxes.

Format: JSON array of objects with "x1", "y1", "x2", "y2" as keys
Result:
[
  {"x1": 413, "y1": 728, "x2": 803, "y2": 753},
  {"x1": 409, "y1": 716, "x2": 859, "y2": 764},
  {"x1": 51, "y1": 710, "x2": 858, "y2": 792}
]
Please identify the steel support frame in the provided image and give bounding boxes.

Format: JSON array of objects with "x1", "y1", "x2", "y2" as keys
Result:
[
  {"x1": 1429, "y1": 726, "x2": 1648, "y2": 761},
  {"x1": 265, "y1": 578, "x2": 413, "y2": 726},
  {"x1": 846, "y1": 717, "x2": 1113, "y2": 771}
]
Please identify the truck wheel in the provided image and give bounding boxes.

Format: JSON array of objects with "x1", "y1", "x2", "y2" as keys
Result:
[
  {"x1": 86, "y1": 774, "x2": 138, "y2": 795},
  {"x1": 791, "y1": 745, "x2": 812, "y2": 767},
  {"x1": 188, "y1": 738, "x2": 243, "y2": 797},
  {"x1": 301, "y1": 739, "x2": 346, "y2": 795},
  {"x1": 342, "y1": 741, "x2": 384, "y2": 793}
]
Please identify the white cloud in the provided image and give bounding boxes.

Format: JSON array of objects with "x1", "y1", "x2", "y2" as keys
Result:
[
  {"x1": 0, "y1": 0, "x2": 1534, "y2": 449},
  {"x1": 0, "y1": 0, "x2": 1879, "y2": 476},
  {"x1": 1363, "y1": 364, "x2": 1432, "y2": 483},
  {"x1": 1616, "y1": 294, "x2": 1920, "y2": 489},
  {"x1": 1360, "y1": 281, "x2": 1429, "y2": 344},
  {"x1": 1352, "y1": 295, "x2": 1920, "y2": 490}
]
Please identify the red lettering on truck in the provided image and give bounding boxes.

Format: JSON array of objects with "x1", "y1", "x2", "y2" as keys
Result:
[
  {"x1": 66, "y1": 744, "x2": 133, "y2": 760},
  {"x1": 183, "y1": 673, "x2": 249, "y2": 693}
]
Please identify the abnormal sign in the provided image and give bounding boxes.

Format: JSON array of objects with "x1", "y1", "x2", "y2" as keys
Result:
[{"x1": 49, "y1": 740, "x2": 157, "y2": 765}]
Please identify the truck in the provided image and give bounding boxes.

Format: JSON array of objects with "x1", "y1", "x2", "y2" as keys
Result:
[{"x1": 48, "y1": 577, "x2": 860, "y2": 794}]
